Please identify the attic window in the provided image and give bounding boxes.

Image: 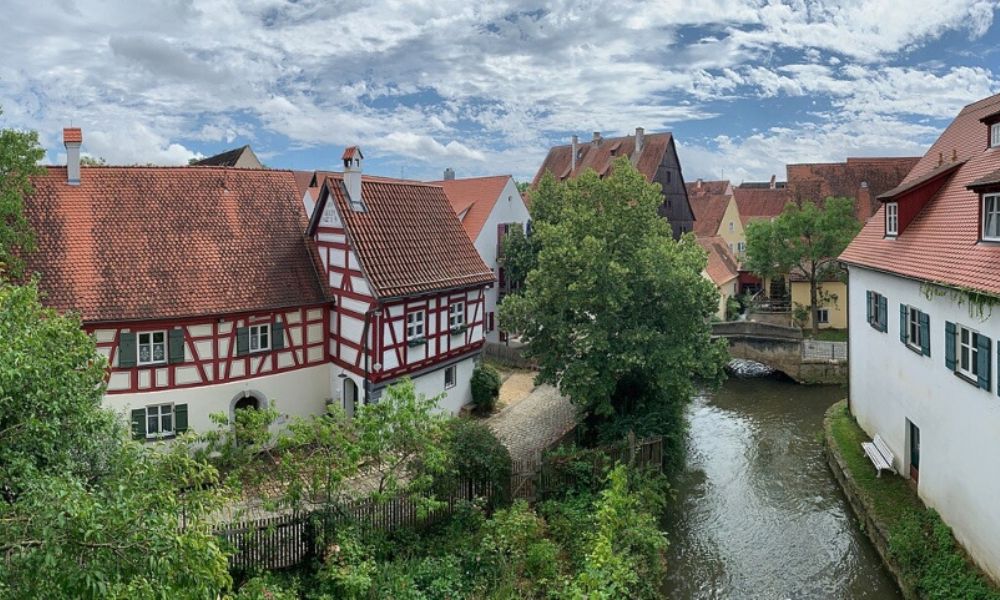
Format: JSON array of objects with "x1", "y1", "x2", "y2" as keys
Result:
[
  {"x1": 983, "y1": 193, "x2": 1000, "y2": 241},
  {"x1": 885, "y1": 202, "x2": 899, "y2": 236},
  {"x1": 992, "y1": 123, "x2": 1000, "y2": 148}
]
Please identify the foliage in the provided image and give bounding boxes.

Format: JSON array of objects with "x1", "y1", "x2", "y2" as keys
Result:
[
  {"x1": 79, "y1": 155, "x2": 107, "y2": 166},
  {"x1": 435, "y1": 418, "x2": 512, "y2": 505},
  {"x1": 470, "y1": 362, "x2": 502, "y2": 414},
  {"x1": 0, "y1": 110, "x2": 44, "y2": 279},
  {"x1": 230, "y1": 573, "x2": 301, "y2": 599},
  {"x1": 744, "y1": 198, "x2": 860, "y2": 334},
  {"x1": 501, "y1": 224, "x2": 539, "y2": 295},
  {"x1": 827, "y1": 402, "x2": 1000, "y2": 599},
  {"x1": 0, "y1": 281, "x2": 116, "y2": 498},
  {"x1": 725, "y1": 295, "x2": 742, "y2": 321},
  {"x1": 501, "y1": 161, "x2": 727, "y2": 459}
]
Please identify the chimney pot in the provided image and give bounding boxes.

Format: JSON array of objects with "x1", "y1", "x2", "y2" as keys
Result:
[
  {"x1": 443, "y1": 167, "x2": 455, "y2": 181},
  {"x1": 342, "y1": 146, "x2": 364, "y2": 209},
  {"x1": 592, "y1": 131, "x2": 602, "y2": 146},
  {"x1": 63, "y1": 127, "x2": 82, "y2": 186}
]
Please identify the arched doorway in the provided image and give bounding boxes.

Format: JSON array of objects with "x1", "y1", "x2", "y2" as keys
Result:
[
  {"x1": 234, "y1": 395, "x2": 258, "y2": 413},
  {"x1": 229, "y1": 391, "x2": 264, "y2": 423},
  {"x1": 343, "y1": 378, "x2": 358, "y2": 418}
]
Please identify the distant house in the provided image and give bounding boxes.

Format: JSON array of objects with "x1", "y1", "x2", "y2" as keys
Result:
[
  {"x1": 430, "y1": 172, "x2": 529, "y2": 344},
  {"x1": 23, "y1": 131, "x2": 492, "y2": 441},
  {"x1": 840, "y1": 91, "x2": 1000, "y2": 582},
  {"x1": 787, "y1": 157, "x2": 920, "y2": 222},
  {"x1": 532, "y1": 129, "x2": 695, "y2": 239},
  {"x1": 695, "y1": 236, "x2": 740, "y2": 320},
  {"x1": 192, "y1": 144, "x2": 263, "y2": 168},
  {"x1": 687, "y1": 179, "x2": 743, "y2": 254}
]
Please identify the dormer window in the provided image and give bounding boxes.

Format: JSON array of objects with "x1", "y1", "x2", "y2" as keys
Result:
[
  {"x1": 992, "y1": 123, "x2": 1000, "y2": 148},
  {"x1": 885, "y1": 202, "x2": 899, "y2": 236},
  {"x1": 983, "y1": 193, "x2": 1000, "y2": 241}
]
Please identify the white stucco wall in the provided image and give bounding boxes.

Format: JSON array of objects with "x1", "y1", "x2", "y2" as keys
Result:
[
  {"x1": 104, "y1": 363, "x2": 333, "y2": 437},
  {"x1": 848, "y1": 265, "x2": 1000, "y2": 581},
  {"x1": 473, "y1": 178, "x2": 531, "y2": 343},
  {"x1": 336, "y1": 354, "x2": 478, "y2": 416}
]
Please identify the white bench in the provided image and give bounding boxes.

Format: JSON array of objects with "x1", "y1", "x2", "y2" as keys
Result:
[{"x1": 861, "y1": 434, "x2": 896, "y2": 477}]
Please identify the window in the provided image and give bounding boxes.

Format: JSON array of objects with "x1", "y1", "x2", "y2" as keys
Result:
[
  {"x1": 444, "y1": 365, "x2": 456, "y2": 389},
  {"x1": 449, "y1": 302, "x2": 465, "y2": 329},
  {"x1": 145, "y1": 404, "x2": 173, "y2": 439},
  {"x1": 886, "y1": 202, "x2": 899, "y2": 236},
  {"x1": 728, "y1": 221, "x2": 735, "y2": 232},
  {"x1": 867, "y1": 291, "x2": 887, "y2": 332},
  {"x1": 816, "y1": 309, "x2": 830, "y2": 324},
  {"x1": 249, "y1": 324, "x2": 270, "y2": 352},
  {"x1": 407, "y1": 311, "x2": 425, "y2": 341},
  {"x1": 957, "y1": 325, "x2": 980, "y2": 379},
  {"x1": 737, "y1": 241, "x2": 746, "y2": 254},
  {"x1": 983, "y1": 193, "x2": 1000, "y2": 241},
  {"x1": 908, "y1": 307, "x2": 920, "y2": 349},
  {"x1": 901, "y1": 304, "x2": 929, "y2": 356},
  {"x1": 992, "y1": 123, "x2": 1000, "y2": 148},
  {"x1": 137, "y1": 331, "x2": 166, "y2": 365}
]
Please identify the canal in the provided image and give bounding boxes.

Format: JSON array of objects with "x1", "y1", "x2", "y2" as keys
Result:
[{"x1": 661, "y1": 376, "x2": 902, "y2": 599}]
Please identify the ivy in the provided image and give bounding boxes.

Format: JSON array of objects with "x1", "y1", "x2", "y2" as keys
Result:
[{"x1": 920, "y1": 281, "x2": 1000, "y2": 319}]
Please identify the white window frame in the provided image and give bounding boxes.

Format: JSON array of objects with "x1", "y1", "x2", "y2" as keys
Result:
[
  {"x1": 737, "y1": 241, "x2": 746, "y2": 254},
  {"x1": 907, "y1": 306, "x2": 922, "y2": 352},
  {"x1": 957, "y1": 324, "x2": 980, "y2": 379},
  {"x1": 145, "y1": 403, "x2": 174, "y2": 439},
  {"x1": 868, "y1": 292, "x2": 883, "y2": 329},
  {"x1": 444, "y1": 365, "x2": 456, "y2": 389},
  {"x1": 407, "y1": 311, "x2": 426, "y2": 341},
  {"x1": 816, "y1": 308, "x2": 830, "y2": 324},
  {"x1": 249, "y1": 323, "x2": 270, "y2": 353},
  {"x1": 983, "y1": 193, "x2": 1000, "y2": 241},
  {"x1": 991, "y1": 123, "x2": 1000, "y2": 148},
  {"x1": 449, "y1": 302, "x2": 465, "y2": 329},
  {"x1": 885, "y1": 202, "x2": 899, "y2": 236},
  {"x1": 137, "y1": 330, "x2": 167, "y2": 366}
]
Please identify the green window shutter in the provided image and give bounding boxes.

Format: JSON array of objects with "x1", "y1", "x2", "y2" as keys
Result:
[
  {"x1": 236, "y1": 327, "x2": 250, "y2": 355},
  {"x1": 878, "y1": 296, "x2": 888, "y2": 333},
  {"x1": 945, "y1": 321, "x2": 956, "y2": 370},
  {"x1": 118, "y1": 332, "x2": 137, "y2": 367},
  {"x1": 899, "y1": 304, "x2": 908, "y2": 344},
  {"x1": 175, "y1": 404, "x2": 189, "y2": 434},
  {"x1": 131, "y1": 408, "x2": 146, "y2": 440},
  {"x1": 272, "y1": 321, "x2": 285, "y2": 350},
  {"x1": 168, "y1": 328, "x2": 185, "y2": 364},
  {"x1": 866, "y1": 291, "x2": 873, "y2": 323},
  {"x1": 919, "y1": 312, "x2": 930, "y2": 357},
  {"x1": 976, "y1": 334, "x2": 991, "y2": 391}
]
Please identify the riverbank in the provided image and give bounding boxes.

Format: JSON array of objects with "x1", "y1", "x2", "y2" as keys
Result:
[{"x1": 824, "y1": 400, "x2": 1000, "y2": 599}]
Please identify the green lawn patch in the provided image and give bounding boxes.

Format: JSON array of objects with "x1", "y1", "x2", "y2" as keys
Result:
[
  {"x1": 827, "y1": 401, "x2": 1000, "y2": 599},
  {"x1": 809, "y1": 328, "x2": 848, "y2": 342}
]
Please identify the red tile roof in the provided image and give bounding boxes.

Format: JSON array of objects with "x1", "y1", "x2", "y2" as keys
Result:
[
  {"x1": 24, "y1": 167, "x2": 327, "y2": 323},
  {"x1": 733, "y1": 187, "x2": 793, "y2": 226},
  {"x1": 688, "y1": 193, "x2": 730, "y2": 237},
  {"x1": 840, "y1": 92, "x2": 1000, "y2": 295},
  {"x1": 531, "y1": 132, "x2": 674, "y2": 186},
  {"x1": 787, "y1": 157, "x2": 919, "y2": 221},
  {"x1": 696, "y1": 236, "x2": 739, "y2": 286},
  {"x1": 62, "y1": 128, "x2": 82, "y2": 144},
  {"x1": 312, "y1": 175, "x2": 494, "y2": 298},
  {"x1": 428, "y1": 175, "x2": 512, "y2": 242},
  {"x1": 686, "y1": 179, "x2": 731, "y2": 197}
]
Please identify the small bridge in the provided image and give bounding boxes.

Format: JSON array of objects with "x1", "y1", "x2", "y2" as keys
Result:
[{"x1": 711, "y1": 321, "x2": 847, "y2": 384}]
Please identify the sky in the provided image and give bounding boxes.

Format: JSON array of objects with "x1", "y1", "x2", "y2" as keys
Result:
[{"x1": 1, "y1": 0, "x2": 998, "y2": 184}]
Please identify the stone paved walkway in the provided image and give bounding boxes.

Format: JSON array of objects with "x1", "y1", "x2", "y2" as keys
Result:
[{"x1": 486, "y1": 380, "x2": 579, "y2": 462}]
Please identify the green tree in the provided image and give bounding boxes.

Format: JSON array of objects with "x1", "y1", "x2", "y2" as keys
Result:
[
  {"x1": 0, "y1": 110, "x2": 44, "y2": 279},
  {"x1": 501, "y1": 225, "x2": 538, "y2": 294},
  {"x1": 79, "y1": 155, "x2": 107, "y2": 166},
  {"x1": 500, "y1": 160, "x2": 727, "y2": 457},
  {"x1": 744, "y1": 198, "x2": 860, "y2": 335}
]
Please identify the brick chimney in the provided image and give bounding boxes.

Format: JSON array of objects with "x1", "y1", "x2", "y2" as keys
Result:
[
  {"x1": 591, "y1": 131, "x2": 602, "y2": 147},
  {"x1": 443, "y1": 167, "x2": 455, "y2": 181},
  {"x1": 342, "y1": 146, "x2": 364, "y2": 209},
  {"x1": 64, "y1": 128, "x2": 82, "y2": 185},
  {"x1": 571, "y1": 135, "x2": 579, "y2": 171}
]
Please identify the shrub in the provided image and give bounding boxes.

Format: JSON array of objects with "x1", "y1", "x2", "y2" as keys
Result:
[
  {"x1": 471, "y1": 363, "x2": 502, "y2": 414},
  {"x1": 230, "y1": 574, "x2": 299, "y2": 599},
  {"x1": 435, "y1": 419, "x2": 512, "y2": 505}
]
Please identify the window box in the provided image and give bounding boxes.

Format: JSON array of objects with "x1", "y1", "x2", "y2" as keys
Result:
[
  {"x1": 407, "y1": 337, "x2": 427, "y2": 348},
  {"x1": 450, "y1": 324, "x2": 468, "y2": 335}
]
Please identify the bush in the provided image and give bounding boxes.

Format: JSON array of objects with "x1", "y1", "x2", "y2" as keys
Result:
[
  {"x1": 470, "y1": 363, "x2": 502, "y2": 414},
  {"x1": 436, "y1": 419, "x2": 512, "y2": 506}
]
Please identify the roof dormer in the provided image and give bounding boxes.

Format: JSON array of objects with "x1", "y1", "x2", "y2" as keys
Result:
[{"x1": 979, "y1": 110, "x2": 1000, "y2": 149}]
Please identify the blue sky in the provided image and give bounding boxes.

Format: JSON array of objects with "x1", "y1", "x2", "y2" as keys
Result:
[{"x1": 1, "y1": 0, "x2": 998, "y2": 183}]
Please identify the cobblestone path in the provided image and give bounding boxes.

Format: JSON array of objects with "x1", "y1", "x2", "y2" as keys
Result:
[{"x1": 486, "y1": 382, "x2": 579, "y2": 462}]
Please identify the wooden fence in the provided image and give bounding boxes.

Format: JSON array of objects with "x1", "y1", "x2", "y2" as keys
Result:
[{"x1": 484, "y1": 341, "x2": 536, "y2": 369}]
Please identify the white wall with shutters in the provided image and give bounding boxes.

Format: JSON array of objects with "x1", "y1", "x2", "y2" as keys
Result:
[{"x1": 848, "y1": 265, "x2": 1000, "y2": 581}]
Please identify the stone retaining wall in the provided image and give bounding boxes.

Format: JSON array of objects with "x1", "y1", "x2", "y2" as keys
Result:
[{"x1": 824, "y1": 400, "x2": 918, "y2": 599}]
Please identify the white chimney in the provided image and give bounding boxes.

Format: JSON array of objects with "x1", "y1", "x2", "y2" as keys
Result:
[
  {"x1": 571, "y1": 135, "x2": 578, "y2": 171},
  {"x1": 342, "y1": 146, "x2": 364, "y2": 209},
  {"x1": 443, "y1": 167, "x2": 455, "y2": 181},
  {"x1": 697, "y1": 178, "x2": 703, "y2": 189},
  {"x1": 634, "y1": 127, "x2": 645, "y2": 155},
  {"x1": 64, "y1": 128, "x2": 82, "y2": 185},
  {"x1": 769, "y1": 174, "x2": 776, "y2": 189}
]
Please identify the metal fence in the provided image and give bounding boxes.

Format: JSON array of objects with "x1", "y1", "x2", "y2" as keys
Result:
[{"x1": 801, "y1": 339, "x2": 848, "y2": 361}]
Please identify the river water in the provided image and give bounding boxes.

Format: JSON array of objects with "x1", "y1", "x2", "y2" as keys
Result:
[{"x1": 661, "y1": 377, "x2": 902, "y2": 599}]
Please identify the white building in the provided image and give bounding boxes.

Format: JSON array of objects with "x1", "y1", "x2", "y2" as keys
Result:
[
  {"x1": 432, "y1": 173, "x2": 530, "y2": 343},
  {"x1": 840, "y1": 91, "x2": 1000, "y2": 582}
]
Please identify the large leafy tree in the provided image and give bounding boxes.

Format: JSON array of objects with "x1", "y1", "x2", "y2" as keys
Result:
[
  {"x1": 743, "y1": 198, "x2": 860, "y2": 335},
  {"x1": 0, "y1": 109, "x2": 44, "y2": 279},
  {"x1": 500, "y1": 160, "x2": 727, "y2": 459}
]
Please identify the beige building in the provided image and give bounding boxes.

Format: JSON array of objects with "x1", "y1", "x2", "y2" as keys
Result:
[{"x1": 790, "y1": 278, "x2": 848, "y2": 330}]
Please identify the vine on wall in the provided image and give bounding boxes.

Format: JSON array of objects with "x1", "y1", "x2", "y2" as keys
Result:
[{"x1": 920, "y1": 281, "x2": 1000, "y2": 320}]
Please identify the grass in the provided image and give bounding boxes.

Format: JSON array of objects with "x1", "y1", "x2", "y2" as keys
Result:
[
  {"x1": 808, "y1": 328, "x2": 848, "y2": 342},
  {"x1": 827, "y1": 401, "x2": 1000, "y2": 598}
]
